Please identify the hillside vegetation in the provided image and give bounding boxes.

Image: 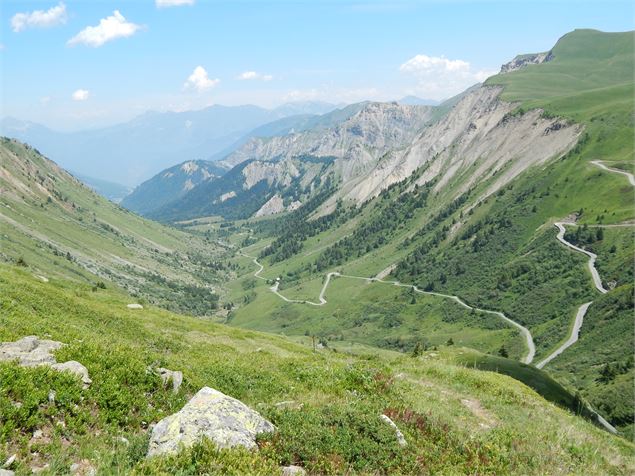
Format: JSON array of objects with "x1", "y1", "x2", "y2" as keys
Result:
[
  {"x1": 1, "y1": 265, "x2": 633, "y2": 475},
  {"x1": 0, "y1": 139, "x2": 231, "y2": 316}
]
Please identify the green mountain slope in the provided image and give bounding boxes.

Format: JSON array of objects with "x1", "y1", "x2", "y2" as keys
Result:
[
  {"x1": 1, "y1": 265, "x2": 633, "y2": 474},
  {"x1": 201, "y1": 29, "x2": 634, "y2": 435},
  {"x1": 0, "y1": 138, "x2": 229, "y2": 316}
]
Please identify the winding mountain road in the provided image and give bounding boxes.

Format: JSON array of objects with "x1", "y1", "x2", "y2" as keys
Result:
[
  {"x1": 554, "y1": 222, "x2": 607, "y2": 294},
  {"x1": 240, "y1": 253, "x2": 536, "y2": 364},
  {"x1": 591, "y1": 160, "x2": 635, "y2": 186},
  {"x1": 535, "y1": 159, "x2": 635, "y2": 369}
]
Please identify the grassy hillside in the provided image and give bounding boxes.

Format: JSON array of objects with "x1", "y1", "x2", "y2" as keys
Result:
[
  {"x1": 0, "y1": 138, "x2": 230, "y2": 316},
  {"x1": 1, "y1": 264, "x2": 633, "y2": 475}
]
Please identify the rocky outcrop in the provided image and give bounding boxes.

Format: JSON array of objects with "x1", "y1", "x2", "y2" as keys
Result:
[
  {"x1": 500, "y1": 51, "x2": 553, "y2": 73},
  {"x1": 281, "y1": 465, "x2": 307, "y2": 476},
  {"x1": 221, "y1": 102, "x2": 434, "y2": 173},
  {"x1": 147, "y1": 386, "x2": 275, "y2": 458},
  {"x1": 255, "y1": 195, "x2": 285, "y2": 217},
  {"x1": 0, "y1": 336, "x2": 92, "y2": 388},
  {"x1": 0, "y1": 336, "x2": 60, "y2": 366},
  {"x1": 325, "y1": 86, "x2": 581, "y2": 212}
]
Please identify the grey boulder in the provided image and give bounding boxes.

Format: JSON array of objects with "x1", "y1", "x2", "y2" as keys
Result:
[
  {"x1": 0, "y1": 336, "x2": 61, "y2": 366},
  {"x1": 147, "y1": 386, "x2": 275, "y2": 458},
  {"x1": 0, "y1": 336, "x2": 91, "y2": 388},
  {"x1": 51, "y1": 361, "x2": 92, "y2": 388}
]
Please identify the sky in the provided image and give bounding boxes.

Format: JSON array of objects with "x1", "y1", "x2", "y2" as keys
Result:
[{"x1": 1, "y1": 0, "x2": 633, "y2": 131}]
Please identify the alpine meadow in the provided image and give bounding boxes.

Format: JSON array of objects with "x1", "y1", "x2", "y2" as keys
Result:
[{"x1": 0, "y1": 1, "x2": 634, "y2": 475}]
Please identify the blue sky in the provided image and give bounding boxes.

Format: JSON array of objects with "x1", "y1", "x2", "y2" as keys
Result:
[{"x1": 1, "y1": 0, "x2": 633, "y2": 130}]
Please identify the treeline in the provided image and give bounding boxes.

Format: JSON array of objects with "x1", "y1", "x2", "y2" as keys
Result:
[{"x1": 564, "y1": 225, "x2": 606, "y2": 247}]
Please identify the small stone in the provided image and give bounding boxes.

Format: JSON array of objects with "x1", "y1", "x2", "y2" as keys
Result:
[
  {"x1": 32, "y1": 430, "x2": 43, "y2": 439},
  {"x1": 380, "y1": 414, "x2": 407, "y2": 447},
  {"x1": 31, "y1": 464, "x2": 49, "y2": 474},
  {"x1": 3, "y1": 454, "x2": 16, "y2": 468},
  {"x1": 48, "y1": 390, "x2": 56, "y2": 404},
  {"x1": 281, "y1": 465, "x2": 306, "y2": 476},
  {"x1": 127, "y1": 303, "x2": 143, "y2": 309},
  {"x1": 157, "y1": 368, "x2": 183, "y2": 393},
  {"x1": 51, "y1": 361, "x2": 92, "y2": 388},
  {"x1": 118, "y1": 436, "x2": 130, "y2": 445},
  {"x1": 274, "y1": 401, "x2": 303, "y2": 410}
]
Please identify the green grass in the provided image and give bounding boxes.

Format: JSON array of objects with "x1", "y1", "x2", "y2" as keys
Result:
[
  {"x1": 230, "y1": 273, "x2": 526, "y2": 359},
  {"x1": 1, "y1": 264, "x2": 634, "y2": 475}
]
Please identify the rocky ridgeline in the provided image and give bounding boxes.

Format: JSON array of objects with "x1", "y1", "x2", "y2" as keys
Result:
[{"x1": 500, "y1": 51, "x2": 554, "y2": 73}]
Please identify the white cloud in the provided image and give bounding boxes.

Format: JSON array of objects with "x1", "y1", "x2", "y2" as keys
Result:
[
  {"x1": 237, "y1": 71, "x2": 274, "y2": 81},
  {"x1": 156, "y1": 0, "x2": 195, "y2": 7},
  {"x1": 72, "y1": 89, "x2": 89, "y2": 101},
  {"x1": 399, "y1": 54, "x2": 496, "y2": 100},
  {"x1": 183, "y1": 66, "x2": 220, "y2": 92},
  {"x1": 11, "y1": 2, "x2": 67, "y2": 33},
  {"x1": 67, "y1": 10, "x2": 142, "y2": 47},
  {"x1": 40, "y1": 96, "x2": 52, "y2": 105}
]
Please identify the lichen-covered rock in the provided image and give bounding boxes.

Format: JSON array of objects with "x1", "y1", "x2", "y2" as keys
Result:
[
  {"x1": 51, "y1": 361, "x2": 92, "y2": 388},
  {"x1": 157, "y1": 367, "x2": 183, "y2": 393},
  {"x1": 147, "y1": 386, "x2": 275, "y2": 458}
]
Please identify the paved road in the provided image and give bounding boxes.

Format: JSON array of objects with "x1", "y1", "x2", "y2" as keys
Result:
[
  {"x1": 554, "y1": 222, "x2": 607, "y2": 294},
  {"x1": 591, "y1": 160, "x2": 635, "y2": 186},
  {"x1": 536, "y1": 302, "x2": 592, "y2": 369}
]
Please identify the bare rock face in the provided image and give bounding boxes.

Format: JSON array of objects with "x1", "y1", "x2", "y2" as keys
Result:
[
  {"x1": 500, "y1": 51, "x2": 553, "y2": 73},
  {"x1": 0, "y1": 336, "x2": 91, "y2": 388},
  {"x1": 147, "y1": 386, "x2": 275, "y2": 458},
  {"x1": 254, "y1": 195, "x2": 285, "y2": 217},
  {"x1": 157, "y1": 367, "x2": 183, "y2": 393}
]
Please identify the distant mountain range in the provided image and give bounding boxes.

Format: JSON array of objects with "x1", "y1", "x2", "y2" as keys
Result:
[{"x1": 0, "y1": 101, "x2": 341, "y2": 187}]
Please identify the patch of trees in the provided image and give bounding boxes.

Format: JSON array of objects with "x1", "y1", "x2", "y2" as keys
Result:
[{"x1": 315, "y1": 182, "x2": 433, "y2": 271}]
